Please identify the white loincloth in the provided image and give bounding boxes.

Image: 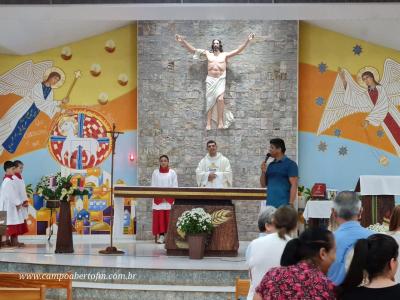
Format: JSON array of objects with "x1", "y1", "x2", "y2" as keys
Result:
[{"x1": 206, "y1": 72, "x2": 234, "y2": 129}]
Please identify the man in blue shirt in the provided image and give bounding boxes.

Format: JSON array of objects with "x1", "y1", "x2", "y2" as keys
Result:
[
  {"x1": 327, "y1": 191, "x2": 373, "y2": 285},
  {"x1": 260, "y1": 138, "x2": 298, "y2": 208}
]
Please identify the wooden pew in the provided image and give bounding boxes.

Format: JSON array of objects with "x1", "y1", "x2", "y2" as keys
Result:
[
  {"x1": 0, "y1": 272, "x2": 72, "y2": 300},
  {"x1": 0, "y1": 286, "x2": 46, "y2": 300},
  {"x1": 234, "y1": 277, "x2": 250, "y2": 300}
]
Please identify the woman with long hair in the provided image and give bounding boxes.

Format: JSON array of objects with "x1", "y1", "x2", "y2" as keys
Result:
[
  {"x1": 388, "y1": 205, "x2": 400, "y2": 283},
  {"x1": 254, "y1": 227, "x2": 336, "y2": 300},
  {"x1": 151, "y1": 155, "x2": 178, "y2": 244},
  {"x1": 339, "y1": 234, "x2": 400, "y2": 299}
]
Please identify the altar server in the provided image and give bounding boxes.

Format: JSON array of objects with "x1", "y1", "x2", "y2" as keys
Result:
[
  {"x1": 13, "y1": 160, "x2": 29, "y2": 222},
  {"x1": 151, "y1": 155, "x2": 178, "y2": 244},
  {"x1": 0, "y1": 161, "x2": 27, "y2": 247}
]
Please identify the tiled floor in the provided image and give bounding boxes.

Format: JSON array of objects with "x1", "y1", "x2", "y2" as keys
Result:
[{"x1": 0, "y1": 237, "x2": 249, "y2": 271}]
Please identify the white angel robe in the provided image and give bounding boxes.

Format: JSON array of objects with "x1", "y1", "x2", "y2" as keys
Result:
[
  {"x1": 13, "y1": 174, "x2": 28, "y2": 220},
  {"x1": 0, "y1": 82, "x2": 61, "y2": 154},
  {"x1": 318, "y1": 59, "x2": 400, "y2": 156},
  {"x1": 341, "y1": 72, "x2": 400, "y2": 155},
  {"x1": 196, "y1": 152, "x2": 232, "y2": 188},
  {"x1": 151, "y1": 169, "x2": 178, "y2": 210},
  {"x1": 0, "y1": 177, "x2": 24, "y2": 226}
]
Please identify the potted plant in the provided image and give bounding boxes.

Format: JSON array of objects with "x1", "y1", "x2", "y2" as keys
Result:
[
  {"x1": 38, "y1": 174, "x2": 89, "y2": 254},
  {"x1": 176, "y1": 208, "x2": 213, "y2": 259}
]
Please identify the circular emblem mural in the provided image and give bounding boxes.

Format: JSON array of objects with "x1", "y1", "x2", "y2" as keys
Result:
[{"x1": 49, "y1": 108, "x2": 112, "y2": 170}]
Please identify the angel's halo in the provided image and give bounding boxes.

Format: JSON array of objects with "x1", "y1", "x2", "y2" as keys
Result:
[
  {"x1": 43, "y1": 67, "x2": 66, "y2": 89},
  {"x1": 356, "y1": 66, "x2": 380, "y2": 89}
]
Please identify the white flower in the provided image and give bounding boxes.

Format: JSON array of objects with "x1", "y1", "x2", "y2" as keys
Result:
[{"x1": 367, "y1": 223, "x2": 388, "y2": 233}]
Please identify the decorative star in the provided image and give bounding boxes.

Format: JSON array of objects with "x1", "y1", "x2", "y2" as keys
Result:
[
  {"x1": 377, "y1": 130, "x2": 385, "y2": 138},
  {"x1": 338, "y1": 146, "x2": 348, "y2": 156},
  {"x1": 315, "y1": 96, "x2": 325, "y2": 106},
  {"x1": 334, "y1": 128, "x2": 342, "y2": 137},
  {"x1": 74, "y1": 70, "x2": 82, "y2": 78},
  {"x1": 353, "y1": 44, "x2": 362, "y2": 55},
  {"x1": 318, "y1": 141, "x2": 328, "y2": 152},
  {"x1": 318, "y1": 62, "x2": 328, "y2": 74}
]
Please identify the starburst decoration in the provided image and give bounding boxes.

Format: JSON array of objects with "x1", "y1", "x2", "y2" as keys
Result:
[
  {"x1": 379, "y1": 155, "x2": 389, "y2": 166},
  {"x1": 334, "y1": 128, "x2": 342, "y2": 137},
  {"x1": 318, "y1": 62, "x2": 328, "y2": 74},
  {"x1": 338, "y1": 146, "x2": 348, "y2": 156},
  {"x1": 318, "y1": 141, "x2": 327, "y2": 152},
  {"x1": 353, "y1": 44, "x2": 362, "y2": 55},
  {"x1": 315, "y1": 96, "x2": 325, "y2": 106},
  {"x1": 377, "y1": 130, "x2": 385, "y2": 138}
]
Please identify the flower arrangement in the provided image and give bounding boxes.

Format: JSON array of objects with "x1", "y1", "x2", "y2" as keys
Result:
[
  {"x1": 367, "y1": 223, "x2": 389, "y2": 233},
  {"x1": 35, "y1": 173, "x2": 60, "y2": 193},
  {"x1": 177, "y1": 208, "x2": 213, "y2": 234},
  {"x1": 37, "y1": 174, "x2": 89, "y2": 202}
]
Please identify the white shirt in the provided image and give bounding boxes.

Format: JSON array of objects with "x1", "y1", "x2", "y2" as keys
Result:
[
  {"x1": 387, "y1": 231, "x2": 400, "y2": 283},
  {"x1": 246, "y1": 232, "x2": 292, "y2": 300},
  {"x1": 151, "y1": 169, "x2": 178, "y2": 210}
]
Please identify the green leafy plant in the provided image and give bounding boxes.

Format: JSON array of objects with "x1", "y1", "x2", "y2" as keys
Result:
[
  {"x1": 298, "y1": 185, "x2": 305, "y2": 195},
  {"x1": 176, "y1": 208, "x2": 213, "y2": 234},
  {"x1": 303, "y1": 188, "x2": 312, "y2": 201},
  {"x1": 298, "y1": 185, "x2": 312, "y2": 201},
  {"x1": 25, "y1": 184, "x2": 34, "y2": 199}
]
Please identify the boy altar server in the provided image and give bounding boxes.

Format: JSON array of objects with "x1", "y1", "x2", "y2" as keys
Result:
[{"x1": 0, "y1": 161, "x2": 27, "y2": 247}]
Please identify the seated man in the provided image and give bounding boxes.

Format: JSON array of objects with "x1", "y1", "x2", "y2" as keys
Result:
[{"x1": 328, "y1": 191, "x2": 373, "y2": 285}]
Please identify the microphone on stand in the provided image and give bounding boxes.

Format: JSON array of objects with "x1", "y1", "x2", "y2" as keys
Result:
[{"x1": 264, "y1": 153, "x2": 271, "y2": 163}]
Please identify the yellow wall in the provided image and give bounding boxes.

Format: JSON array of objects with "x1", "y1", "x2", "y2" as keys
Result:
[
  {"x1": 0, "y1": 23, "x2": 137, "y2": 162},
  {"x1": 0, "y1": 24, "x2": 137, "y2": 105}
]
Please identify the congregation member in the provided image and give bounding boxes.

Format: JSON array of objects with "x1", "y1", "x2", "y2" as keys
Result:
[
  {"x1": 254, "y1": 227, "x2": 336, "y2": 300},
  {"x1": 260, "y1": 138, "x2": 298, "y2": 208},
  {"x1": 328, "y1": 191, "x2": 373, "y2": 285},
  {"x1": 339, "y1": 234, "x2": 400, "y2": 299},
  {"x1": 245, "y1": 205, "x2": 276, "y2": 300},
  {"x1": 388, "y1": 205, "x2": 400, "y2": 283},
  {"x1": 196, "y1": 140, "x2": 232, "y2": 188},
  {"x1": 247, "y1": 206, "x2": 297, "y2": 300},
  {"x1": 0, "y1": 161, "x2": 27, "y2": 247},
  {"x1": 151, "y1": 155, "x2": 178, "y2": 244}
]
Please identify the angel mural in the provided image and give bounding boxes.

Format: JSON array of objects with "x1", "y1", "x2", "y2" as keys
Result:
[
  {"x1": 318, "y1": 58, "x2": 400, "y2": 156},
  {"x1": 0, "y1": 60, "x2": 70, "y2": 155}
]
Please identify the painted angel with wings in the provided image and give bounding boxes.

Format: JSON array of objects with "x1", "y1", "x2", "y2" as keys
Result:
[
  {"x1": 317, "y1": 58, "x2": 400, "y2": 156},
  {"x1": 0, "y1": 60, "x2": 69, "y2": 155}
]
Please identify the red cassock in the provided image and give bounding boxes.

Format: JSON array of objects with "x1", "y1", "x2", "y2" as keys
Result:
[{"x1": 368, "y1": 88, "x2": 400, "y2": 145}]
